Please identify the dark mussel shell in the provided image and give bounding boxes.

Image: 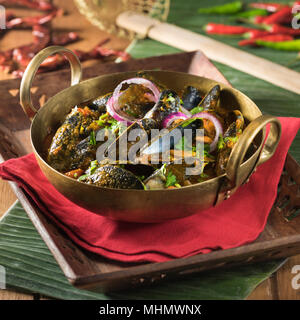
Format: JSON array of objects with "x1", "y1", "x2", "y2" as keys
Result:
[
  {"x1": 84, "y1": 165, "x2": 144, "y2": 189},
  {"x1": 198, "y1": 84, "x2": 220, "y2": 111},
  {"x1": 47, "y1": 108, "x2": 99, "y2": 172},
  {"x1": 182, "y1": 86, "x2": 202, "y2": 111},
  {"x1": 144, "y1": 89, "x2": 180, "y2": 127},
  {"x1": 140, "y1": 117, "x2": 203, "y2": 156},
  {"x1": 87, "y1": 93, "x2": 111, "y2": 112},
  {"x1": 215, "y1": 110, "x2": 245, "y2": 176}
]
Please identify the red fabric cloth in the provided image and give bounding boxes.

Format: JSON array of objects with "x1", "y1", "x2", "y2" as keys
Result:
[{"x1": 0, "y1": 117, "x2": 299, "y2": 263}]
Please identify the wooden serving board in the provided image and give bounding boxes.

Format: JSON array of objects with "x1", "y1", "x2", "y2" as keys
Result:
[{"x1": 0, "y1": 51, "x2": 300, "y2": 293}]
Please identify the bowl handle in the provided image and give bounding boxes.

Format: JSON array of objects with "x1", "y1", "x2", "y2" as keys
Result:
[
  {"x1": 20, "y1": 46, "x2": 82, "y2": 120},
  {"x1": 226, "y1": 114, "x2": 281, "y2": 187}
]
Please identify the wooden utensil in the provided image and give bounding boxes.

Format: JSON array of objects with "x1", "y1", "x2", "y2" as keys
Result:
[{"x1": 117, "y1": 11, "x2": 300, "y2": 95}]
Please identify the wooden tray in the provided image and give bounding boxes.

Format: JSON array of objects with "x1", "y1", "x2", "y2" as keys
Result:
[{"x1": 0, "y1": 51, "x2": 300, "y2": 293}]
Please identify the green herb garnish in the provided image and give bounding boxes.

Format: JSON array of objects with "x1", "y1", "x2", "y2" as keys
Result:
[
  {"x1": 78, "y1": 174, "x2": 88, "y2": 182},
  {"x1": 224, "y1": 136, "x2": 239, "y2": 144},
  {"x1": 89, "y1": 131, "x2": 96, "y2": 146},
  {"x1": 217, "y1": 134, "x2": 225, "y2": 150},
  {"x1": 166, "y1": 94, "x2": 176, "y2": 103},
  {"x1": 190, "y1": 106, "x2": 204, "y2": 115},
  {"x1": 88, "y1": 160, "x2": 98, "y2": 175},
  {"x1": 165, "y1": 170, "x2": 178, "y2": 187}
]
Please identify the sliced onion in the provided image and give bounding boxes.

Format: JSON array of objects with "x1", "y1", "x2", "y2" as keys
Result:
[
  {"x1": 192, "y1": 112, "x2": 223, "y2": 152},
  {"x1": 112, "y1": 77, "x2": 160, "y2": 104},
  {"x1": 162, "y1": 112, "x2": 188, "y2": 128},
  {"x1": 106, "y1": 78, "x2": 160, "y2": 125},
  {"x1": 106, "y1": 96, "x2": 131, "y2": 125}
]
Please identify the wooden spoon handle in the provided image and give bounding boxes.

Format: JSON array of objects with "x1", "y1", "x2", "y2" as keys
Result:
[{"x1": 117, "y1": 11, "x2": 300, "y2": 95}]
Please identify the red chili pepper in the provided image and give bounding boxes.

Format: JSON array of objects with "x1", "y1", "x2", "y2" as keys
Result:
[
  {"x1": 252, "y1": 15, "x2": 267, "y2": 24},
  {"x1": 248, "y1": 2, "x2": 284, "y2": 12},
  {"x1": 243, "y1": 29, "x2": 271, "y2": 39},
  {"x1": 266, "y1": 24, "x2": 300, "y2": 35},
  {"x1": 239, "y1": 34, "x2": 294, "y2": 46},
  {"x1": 204, "y1": 23, "x2": 253, "y2": 35},
  {"x1": 262, "y1": 6, "x2": 292, "y2": 25}
]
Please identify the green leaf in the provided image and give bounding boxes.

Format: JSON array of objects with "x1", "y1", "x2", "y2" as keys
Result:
[
  {"x1": 165, "y1": 171, "x2": 178, "y2": 187},
  {"x1": 89, "y1": 131, "x2": 96, "y2": 146},
  {"x1": 190, "y1": 106, "x2": 204, "y2": 115},
  {"x1": 0, "y1": 201, "x2": 285, "y2": 300}
]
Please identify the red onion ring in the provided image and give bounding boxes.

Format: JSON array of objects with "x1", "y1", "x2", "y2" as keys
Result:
[
  {"x1": 162, "y1": 112, "x2": 188, "y2": 128},
  {"x1": 107, "y1": 78, "x2": 161, "y2": 125},
  {"x1": 192, "y1": 112, "x2": 223, "y2": 152},
  {"x1": 106, "y1": 96, "x2": 132, "y2": 125}
]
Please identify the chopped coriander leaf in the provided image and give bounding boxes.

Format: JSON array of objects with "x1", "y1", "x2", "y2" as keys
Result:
[
  {"x1": 181, "y1": 118, "x2": 196, "y2": 128},
  {"x1": 166, "y1": 95, "x2": 176, "y2": 103},
  {"x1": 88, "y1": 160, "x2": 98, "y2": 175},
  {"x1": 190, "y1": 106, "x2": 204, "y2": 115},
  {"x1": 78, "y1": 174, "x2": 88, "y2": 181},
  {"x1": 89, "y1": 131, "x2": 96, "y2": 145},
  {"x1": 90, "y1": 160, "x2": 98, "y2": 167},
  {"x1": 165, "y1": 170, "x2": 178, "y2": 187},
  {"x1": 99, "y1": 113, "x2": 109, "y2": 120},
  {"x1": 224, "y1": 136, "x2": 239, "y2": 144},
  {"x1": 198, "y1": 172, "x2": 209, "y2": 182},
  {"x1": 217, "y1": 134, "x2": 225, "y2": 150},
  {"x1": 200, "y1": 172, "x2": 209, "y2": 178},
  {"x1": 204, "y1": 143, "x2": 210, "y2": 154}
]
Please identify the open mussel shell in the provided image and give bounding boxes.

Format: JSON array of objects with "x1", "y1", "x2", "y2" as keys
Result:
[
  {"x1": 144, "y1": 89, "x2": 181, "y2": 126},
  {"x1": 198, "y1": 84, "x2": 220, "y2": 111},
  {"x1": 139, "y1": 116, "x2": 203, "y2": 158}
]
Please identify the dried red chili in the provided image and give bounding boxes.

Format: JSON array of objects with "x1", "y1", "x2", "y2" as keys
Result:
[
  {"x1": 51, "y1": 32, "x2": 79, "y2": 46},
  {"x1": 0, "y1": 0, "x2": 56, "y2": 11},
  {"x1": 0, "y1": 3, "x2": 130, "y2": 77},
  {"x1": 6, "y1": 9, "x2": 62, "y2": 29}
]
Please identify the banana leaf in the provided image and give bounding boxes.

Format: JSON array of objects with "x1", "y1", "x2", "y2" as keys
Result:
[
  {"x1": 1, "y1": 0, "x2": 299, "y2": 300},
  {"x1": 0, "y1": 201, "x2": 285, "y2": 300}
]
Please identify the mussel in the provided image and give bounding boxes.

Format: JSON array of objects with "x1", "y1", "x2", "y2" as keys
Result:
[
  {"x1": 216, "y1": 110, "x2": 245, "y2": 176},
  {"x1": 182, "y1": 86, "x2": 202, "y2": 111},
  {"x1": 82, "y1": 165, "x2": 144, "y2": 189},
  {"x1": 144, "y1": 90, "x2": 181, "y2": 127},
  {"x1": 198, "y1": 84, "x2": 220, "y2": 112},
  {"x1": 47, "y1": 107, "x2": 100, "y2": 172}
]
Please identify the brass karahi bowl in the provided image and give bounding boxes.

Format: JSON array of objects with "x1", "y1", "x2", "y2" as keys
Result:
[{"x1": 20, "y1": 46, "x2": 281, "y2": 223}]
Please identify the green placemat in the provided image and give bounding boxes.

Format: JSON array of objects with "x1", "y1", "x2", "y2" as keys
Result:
[{"x1": 0, "y1": 0, "x2": 299, "y2": 300}]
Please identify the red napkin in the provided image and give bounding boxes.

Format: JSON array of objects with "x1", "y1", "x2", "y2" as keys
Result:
[{"x1": 0, "y1": 117, "x2": 299, "y2": 263}]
